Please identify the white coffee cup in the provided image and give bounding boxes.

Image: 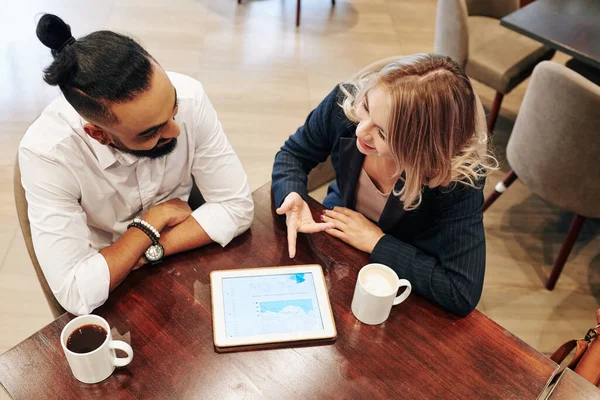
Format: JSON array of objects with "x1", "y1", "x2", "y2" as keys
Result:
[
  {"x1": 351, "y1": 263, "x2": 412, "y2": 325},
  {"x1": 60, "y1": 314, "x2": 133, "y2": 384}
]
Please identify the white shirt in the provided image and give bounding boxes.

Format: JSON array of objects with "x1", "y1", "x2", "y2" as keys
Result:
[{"x1": 19, "y1": 72, "x2": 254, "y2": 315}]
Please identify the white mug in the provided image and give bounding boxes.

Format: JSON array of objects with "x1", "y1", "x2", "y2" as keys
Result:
[
  {"x1": 60, "y1": 315, "x2": 133, "y2": 384},
  {"x1": 351, "y1": 263, "x2": 412, "y2": 325}
]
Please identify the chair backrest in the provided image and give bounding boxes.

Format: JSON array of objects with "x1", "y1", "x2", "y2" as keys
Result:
[
  {"x1": 434, "y1": 0, "x2": 520, "y2": 68},
  {"x1": 506, "y1": 61, "x2": 600, "y2": 218},
  {"x1": 188, "y1": 176, "x2": 205, "y2": 210},
  {"x1": 13, "y1": 155, "x2": 65, "y2": 318},
  {"x1": 434, "y1": 0, "x2": 469, "y2": 68}
]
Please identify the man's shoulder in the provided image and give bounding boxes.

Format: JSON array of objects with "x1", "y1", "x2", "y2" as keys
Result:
[
  {"x1": 167, "y1": 72, "x2": 205, "y2": 101},
  {"x1": 20, "y1": 97, "x2": 84, "y2": 160}
]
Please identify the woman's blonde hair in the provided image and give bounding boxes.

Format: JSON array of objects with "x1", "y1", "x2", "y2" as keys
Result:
[{"x1": 340, "y1": 53, "x2": 497, "y2": 210}]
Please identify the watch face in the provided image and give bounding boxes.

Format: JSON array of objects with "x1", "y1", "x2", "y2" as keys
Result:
[{"x1": 145, "y1": 244, "x2": 164, "y2": 262}]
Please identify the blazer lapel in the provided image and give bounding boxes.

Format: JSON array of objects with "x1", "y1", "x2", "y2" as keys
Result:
[
  {"x1": 337, "y1": 137, "x2": 364, "y2": 209},
  {"x1": 378, "y1": 180, "x2": 407, "y2": 233}
]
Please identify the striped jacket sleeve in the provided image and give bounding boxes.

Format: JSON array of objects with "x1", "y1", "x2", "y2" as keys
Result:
[
  {"x1": 370, "y1": 187, "x2": 486, "y2": 317},
  {"x1": 271, "y1": 86, "x2": 341, "y2": 208}
]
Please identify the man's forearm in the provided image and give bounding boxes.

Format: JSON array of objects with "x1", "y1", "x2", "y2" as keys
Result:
[
  {"x1": 107, "y1": 214, "x2": 211, "y2": 284},
  {"x1": 100, "y1": 210, "x2": 171, "y2": 291},
  {"x1": 100, "y1": 229, "x2": 154, "y2": 290},
  {"x1": 160, "y1": 216, "x2": 213, "y2": 256}
]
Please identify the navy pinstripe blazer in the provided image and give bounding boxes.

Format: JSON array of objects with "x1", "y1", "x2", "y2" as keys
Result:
[{"x1": 272, "y1": 86, "x2": 486, "y2": 317}]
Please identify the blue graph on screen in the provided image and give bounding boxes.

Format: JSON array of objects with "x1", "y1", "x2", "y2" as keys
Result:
[
  {"x1": 259, "y1": 299, "x2": 313, "y2": 313},
  {"x1": 222, "y1": 273, "x2": 324, "y2": 337}
]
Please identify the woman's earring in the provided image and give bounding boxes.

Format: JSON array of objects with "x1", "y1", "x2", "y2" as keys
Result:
[{"x1": 101, "y1": 139, "x2": 107, "y2": 145}]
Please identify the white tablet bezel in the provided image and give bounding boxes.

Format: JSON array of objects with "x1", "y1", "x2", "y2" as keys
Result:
[{"x1": 210, "y1": 264, "x2": 337, "y2": 348}]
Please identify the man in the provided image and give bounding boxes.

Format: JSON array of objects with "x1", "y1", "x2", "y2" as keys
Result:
[{"x1": 20, "y1": 14, "x2": 254, "y2": 315}]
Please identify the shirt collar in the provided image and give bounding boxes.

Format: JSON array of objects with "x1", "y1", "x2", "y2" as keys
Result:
[
  {"x1": 89, "y1": 137, "x2": 118, "y2": 169},
  {"x1": 82, "y1": 117, "x2": 139, "y2": 169},
  {"x1": 112, "y1": 148, "x2": 139, "y2": 167}
]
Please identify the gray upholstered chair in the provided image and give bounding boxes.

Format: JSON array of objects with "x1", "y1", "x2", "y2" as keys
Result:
[
  {"x1": 483, "y1": 61, "x2": 600, "y2": 290},
  {"x1": 434, "y1": 0, "x2": 555, "y2": 133},
  {"x1": 14, "y1": 156, "x2": 66, "y2": 318}
]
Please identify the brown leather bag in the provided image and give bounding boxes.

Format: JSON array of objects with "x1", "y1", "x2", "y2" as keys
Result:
[{"x1": 550, "y1": 309, "x2": 600, "y2": 387}]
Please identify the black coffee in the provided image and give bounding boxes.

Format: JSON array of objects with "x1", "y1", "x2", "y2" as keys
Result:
[{"x1": 66, "y1": 324, "x2": 107, "y2": 354}]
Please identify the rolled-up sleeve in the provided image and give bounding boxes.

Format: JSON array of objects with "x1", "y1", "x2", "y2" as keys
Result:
[
  {"x1": 189, "y1": 83, "x2": 254, "y2": 247},
  {"x1": 19, "y1": 146, "x2": 110, "y2": 315}
]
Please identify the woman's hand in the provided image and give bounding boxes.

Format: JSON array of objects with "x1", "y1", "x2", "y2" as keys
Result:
[
  {"x1": 322, "y1": 207, "x2": 385, "y2": 253},
  {"x1": 276, "y1": 192, "x2": 334, "y2": 258}
]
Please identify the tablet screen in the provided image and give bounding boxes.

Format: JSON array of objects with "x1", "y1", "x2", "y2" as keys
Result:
[{"x1": 222, "y1": 273, "x2": 324, "y2": 338}]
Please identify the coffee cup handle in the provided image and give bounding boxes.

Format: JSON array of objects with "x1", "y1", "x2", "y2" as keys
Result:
[
  {"x1": 109, "y1": 340, "x2": 133, "y2": 367},
  {"x1": 392, "y1": 279, "x2": 412, "y2": 306}
]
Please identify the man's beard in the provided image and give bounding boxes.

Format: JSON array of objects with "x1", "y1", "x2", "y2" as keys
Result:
[{"x1": 110, "y1": 137, "x2": 178, "y2": 159}]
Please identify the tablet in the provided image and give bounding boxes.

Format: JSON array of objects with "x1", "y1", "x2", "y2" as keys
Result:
[{"x1": 210, "y1": 265, "x2": 337, "y2": 349}]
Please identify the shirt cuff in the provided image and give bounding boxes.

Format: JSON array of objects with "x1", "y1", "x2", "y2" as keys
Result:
[
  {"x1": 191, "y1": 203, "x2": 237, "y2": 247},
  {"x1": 73, "y1": 252, "x2": 110, "y2": 315}
]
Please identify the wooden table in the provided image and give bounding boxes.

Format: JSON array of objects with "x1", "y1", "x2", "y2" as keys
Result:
[
  {"x1": 547, "y1": 368, "x2": 600, "y2": 399},
  {"x1": 0, "y1": 183, "x2": 558, "y2": 399},
  {"x1": 501, "y1": 0, "x2": 600, "y2": 69}
]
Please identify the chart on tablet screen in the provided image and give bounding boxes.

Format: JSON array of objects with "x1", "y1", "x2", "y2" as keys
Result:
[{"x1": 222, "y1": 273, "x2": 324, "y2": 337}]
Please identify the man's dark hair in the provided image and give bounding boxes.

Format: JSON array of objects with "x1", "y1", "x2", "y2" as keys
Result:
[{"x1": 36, "y1": 13, "x2": 153, "y2": 124}]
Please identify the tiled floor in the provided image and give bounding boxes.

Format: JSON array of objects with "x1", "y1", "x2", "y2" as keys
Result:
[{"x1": 1, "y1": 1, "x2": 598, "y2": 395}]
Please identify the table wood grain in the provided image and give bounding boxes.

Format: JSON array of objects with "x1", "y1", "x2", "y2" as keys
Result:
[
  {"x1": 547, "y1": 368, "x2": 600, "y2": 399},
  {"x1": 501, "y1": 0, "x2": 600, "y2": 69},
  {"x1": 0, "y1": 183, "x2": 558, "y2": 399}
]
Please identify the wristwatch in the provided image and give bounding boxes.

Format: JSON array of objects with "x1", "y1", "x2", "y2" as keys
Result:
[
  {"x1": 127, "y1": 218, "x2": 164, "y2": 265},
  {"x1": 143, "y1": 242, "x2": 164, "y2": 265}
]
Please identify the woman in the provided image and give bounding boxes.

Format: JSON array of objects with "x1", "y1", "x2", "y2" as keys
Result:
[{"x1": 271, "y1": 54, "x2": 496, "y2": 317}]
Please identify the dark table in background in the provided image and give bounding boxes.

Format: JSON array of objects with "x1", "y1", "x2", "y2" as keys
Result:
[
  {"x1": 0, "y1": 183, "x2": 558, "y2": 399},
  {"x1": 501, "y1": 0, "x2": 600, "y2": 69}
]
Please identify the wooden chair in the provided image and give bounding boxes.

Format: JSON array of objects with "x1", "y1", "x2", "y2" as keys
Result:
[
  {"x1": 483, "y1": 61, "x2": 600, "y2": 290},
  {"x1": 237, "y1": 0, "x2": 336, "y2": 27},
  {"x1": 14, "y1": 155, "x2": 66, "y2": 318},
  {"x1": 434, "y1": 0, "x2": 555, "y2": 134}
]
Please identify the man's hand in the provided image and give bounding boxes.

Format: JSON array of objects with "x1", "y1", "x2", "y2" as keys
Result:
[
  {"x1": 143, "y1": 198, "x2": 192, "y2": 231},
  {"x1": 133, "y1": 257, "x2": 147, "y2": 270},
  {"x1": 132, "y1": 198, "x2": 194, "y2": 269},
  {"x1": 276, "y1": 192, "x2": 333, "y2": 258},
  {"x1": 322, "y1": 207, "x2": 385, "y2": 253}
]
